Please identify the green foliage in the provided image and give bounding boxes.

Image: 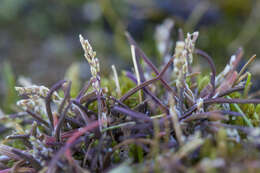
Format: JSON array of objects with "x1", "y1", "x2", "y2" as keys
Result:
[
  {"x1": 197, "y1": 75, "x2": 210, "y2": 93},
  {"x1": 65, "y1": 63, "x2": 81, "y2": 98},
  {"x1": 1, "y1": 62, "x2": 17, "y2": 113}
]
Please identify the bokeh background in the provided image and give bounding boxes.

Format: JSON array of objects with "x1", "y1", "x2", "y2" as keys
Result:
[{"x1": 1, "y1": 0, "x2": 260, "y2": 110}]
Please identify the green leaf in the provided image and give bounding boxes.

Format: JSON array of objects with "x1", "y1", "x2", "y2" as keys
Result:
[{"x1": 197, "y1": 75, "x2": 210, "y2": 92}]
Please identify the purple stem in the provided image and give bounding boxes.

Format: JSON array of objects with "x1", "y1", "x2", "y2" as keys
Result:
[
  {"x1": 112, "y1": 106, "x2": 151, "y2": 122},
  {"x1": 180, "y1": 97, "x2": 260, "y2": 121},
  {"x1": 76, "y1": 79, "x2": 92, "y2": 101},
  {"x1": 205, "y1": 98, "x2": 260, "y2": 104},
  {"x1": 58, "y1": 81, "x2": 71, "y2": 114},
  {"x1": 126, "y1": 71, "x2": 168, "y2": 112},
  {"x1": 26, "y1": 110, "x2": 49, "y2": 127},
  {"x1": 45, "y1": 80, "x2": 66, "y2": 130},
  {"x1": 120, "y1": 54, "x2": 175, "y2": 102},
  {"x1": 195, "y1": 49, "x2": 216, "y2": 98},
  {"x1": 54, "y1": 82, "x2": 72, "y2": 141},
  {"x1": 12, "y1": 148, "x2": 42, "y2": 171},
  {"x1": 218, "y1": 86, "x2": 244, "y2": 97},
  {"x1": 125, "y1": 32, "x2": 177, "y2": 96}
]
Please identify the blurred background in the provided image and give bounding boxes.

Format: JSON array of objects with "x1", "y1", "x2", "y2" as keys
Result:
[{"x1": 1, "y1": 0, "x2": 260, "y2": 111}]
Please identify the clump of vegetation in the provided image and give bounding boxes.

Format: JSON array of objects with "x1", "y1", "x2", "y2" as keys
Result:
[{"x1": 1, "y1": 22, "x2": 260, "y2": 173}]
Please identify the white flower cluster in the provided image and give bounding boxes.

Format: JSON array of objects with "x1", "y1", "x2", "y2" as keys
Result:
[
  {"x1": 15, "y1": 85, "x2": 61, "y2": 101},
  {"x1": 174, "y1": 41, "x2": 186, "y2": 82},
  {"x1": 16, "y1": 98, "x2": 44, "y2": 114},
  {"x1": 79, "y1": 34, "x2": 101, "y2": 94},
  {"x1": 185, "y1": 32, "x2": 199, "y2": 64},
  {"x1": 79, "y1": 35, "x2": 107, "y2": 129},
  {"x1": 173, "y1": 32, "x2": 199, "y2": 88},
  {"x1": 15, "y1": 85, "x2": 62, "y2": 114}
]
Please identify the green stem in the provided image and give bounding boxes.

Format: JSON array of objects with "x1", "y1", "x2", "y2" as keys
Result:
[
  {"x1": 227, "y1": 96, "x2": 253, "y2": 127},
  {"x1": 244, "y1": 72, "x2": 252, "y2": 98}
]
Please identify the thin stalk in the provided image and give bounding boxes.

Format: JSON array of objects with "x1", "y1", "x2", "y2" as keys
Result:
[
  {"x1": 120, "y1": 55, "x2": 175, "y2": 102},
  {"x1": 125, "y1": 32, "x2": 177, "y2": 96},
  {"x1": 227, "y1": 96, "x2": 253, "y2": 127},
  {"x1": 195, "y1": 49, "x2": 216, "y2": 98},
  {"x1": 205, "y1": 97, "x2": 260, "y2": 104},
  {"x1": 169, "y1": 95, "x2": 183, "y2": 146},
  {"x1": 45, "y1": 80, "x2": 66, "y2": 130},
  {"x1": 54, "y1": 102, "x2": 72, "y2": 141},
  {"x1": 218, "y1": 86, "x2": 245, "y2": 97},
  {"x1": 101, "y1": 113, "x2": 166, "y2": 132},
  {"x1": 76, "y1": 79, "x2": 92, "y2": 101},
  {"x1": 11, "y1": 148, "x2": 42, "y2": 171},
  {"x1": 236, "y1": 72, "x2": 248, "y2": 84},
  {"x1": 72, "y1": 100, "x2": 90, "y2": 125},
  {"x1": 180, "y1": 96, "x2": 260, "y2": 121},
  {"x1": 126, "y1": 71, "x2": 168, "y2": 112},
  {"x1": 55, "y1": 82, "x2": 71, "y2": 140},
  {"x1": 131, "y1": 45, "x2": 142, "y2": 103},
  {"x1": 26, "y1": 110, "x2": 49, "y2": 127},
  {"x1": 243, "y1": 72, "x2": 252, "y2": 98},
  {"x1": 235, "y1": 54, "x2": 256, "y2": 84},
  {"x1": 58, "y1": 81, "x2": 71, "y2": 114},
  {"x1": 111, "y1": 65, "x2": 121, "y2": 96},
  {"x1": 112, "y1": 106, "x2": 151, "y2": 122},
  {"x1": 6, "y1": 134, "x2": 29, "y2": 140}
]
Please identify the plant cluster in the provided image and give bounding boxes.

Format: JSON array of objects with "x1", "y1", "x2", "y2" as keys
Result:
[{"x1": 1, "y1": 22, "x2": 260, "y2": 173}]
